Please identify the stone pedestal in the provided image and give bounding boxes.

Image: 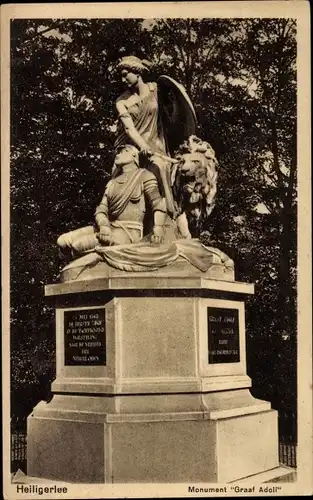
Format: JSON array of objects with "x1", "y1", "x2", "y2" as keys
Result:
[{"x1": 27, "y1": 274, "x2": 279, "y2": 483}]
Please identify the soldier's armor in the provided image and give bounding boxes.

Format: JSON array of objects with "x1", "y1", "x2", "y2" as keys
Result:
[{"x1": 57, "y1": 167, "x2": 166, "y2": 254}]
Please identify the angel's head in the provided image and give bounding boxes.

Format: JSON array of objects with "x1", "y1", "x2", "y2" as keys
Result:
[{"x1": 117, "y1": 56, "x2": 152, "y2": 88}]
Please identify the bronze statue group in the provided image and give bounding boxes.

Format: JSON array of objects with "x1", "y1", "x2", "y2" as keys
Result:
[{"x1": 57, "y1": 56, "x2": 229, "y2": 279}]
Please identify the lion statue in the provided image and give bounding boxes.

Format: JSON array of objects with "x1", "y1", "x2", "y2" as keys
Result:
[{"x1": 174, "y1": 135, "x2": 218, "y2": 239}]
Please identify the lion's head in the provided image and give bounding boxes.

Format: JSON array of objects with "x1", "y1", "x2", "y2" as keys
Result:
[{"x1": 172, "y1": 136, "x2": 218, "y2": 235}]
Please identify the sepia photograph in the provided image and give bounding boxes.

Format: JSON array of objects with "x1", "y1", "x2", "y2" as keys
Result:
[{"x1": 1, "y1": 2, "x2": 312, "y2": 498}]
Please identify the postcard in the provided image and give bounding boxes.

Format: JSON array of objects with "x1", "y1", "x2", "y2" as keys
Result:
[{"x1": 1, "y1": 2, "x2": 312, "y2": 498}]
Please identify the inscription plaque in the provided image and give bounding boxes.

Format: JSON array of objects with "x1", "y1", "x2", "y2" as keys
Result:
[
  {"x1": 64, "y1": 308, "x2": 106, "y2": 366},
  {"x1": 207, "y1": 307, "x2": 240, "y2": 364}
]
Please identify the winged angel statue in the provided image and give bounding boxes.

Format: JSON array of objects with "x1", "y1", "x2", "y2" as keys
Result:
[{"x1": 57, "y1": 56, "x2": 234, "y2": 281}]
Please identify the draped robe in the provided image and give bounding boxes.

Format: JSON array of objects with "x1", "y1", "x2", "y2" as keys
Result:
[{"x1": 114, "y1": 82, "x2": 176, "y2": 217}]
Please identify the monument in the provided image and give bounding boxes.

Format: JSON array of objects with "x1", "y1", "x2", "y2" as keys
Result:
[{"x1": 27, "y1": 55, "x2": 280, "y2": 483}]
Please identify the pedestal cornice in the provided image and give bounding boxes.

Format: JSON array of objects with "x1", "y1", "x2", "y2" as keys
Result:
[{"x1": 45, "y1": 275, "x2": 254, "y2": 297}]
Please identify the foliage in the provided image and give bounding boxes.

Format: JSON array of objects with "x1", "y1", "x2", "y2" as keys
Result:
[{"x1": 10, "y1": 18, "x2": 297, "y2": 423}]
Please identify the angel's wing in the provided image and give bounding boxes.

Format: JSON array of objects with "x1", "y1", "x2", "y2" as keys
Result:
[{"x1": 157, "y1": 75, "x2": 197, "y2": 156}]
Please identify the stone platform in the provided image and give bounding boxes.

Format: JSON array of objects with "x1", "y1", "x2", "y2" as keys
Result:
[
  {"x1": 27, "y1": 273, "x2": 280, "y2": 483},
  {"x1": 12, "y1": 465, "x2": 296, "y2": 484}
]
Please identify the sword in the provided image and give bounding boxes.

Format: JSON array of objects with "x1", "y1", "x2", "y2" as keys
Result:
[{"x1": 151, "y1": 151, "x2": 179, "y2": 164}]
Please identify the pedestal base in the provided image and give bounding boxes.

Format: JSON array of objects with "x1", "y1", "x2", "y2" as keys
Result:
[
  {"x1": 28, "y1": 273, "x2": 279, "y2": 483},
  {"x1": 27, "y1": 390, "x2": 279, "y2": 483}
]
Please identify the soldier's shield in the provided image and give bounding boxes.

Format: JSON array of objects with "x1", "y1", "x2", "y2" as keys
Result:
[{"x1": 157, "y1": 75, "x2": 197, "y2": 156}]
